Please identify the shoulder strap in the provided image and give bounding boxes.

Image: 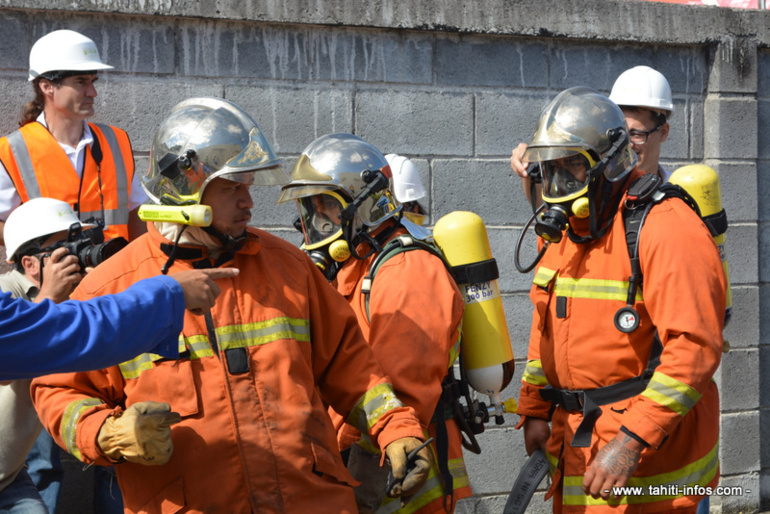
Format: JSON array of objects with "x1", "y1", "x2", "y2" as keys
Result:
[{"x1": 360, "y1": 235, "x2": 447, "y2": 321}]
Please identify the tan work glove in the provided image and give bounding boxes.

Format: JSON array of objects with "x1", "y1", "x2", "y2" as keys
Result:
[
  {"x1": 97, "y1": 401, "x2": 181, "y2": 466},
  {"x1": 384, "y1": 437, "x2": 432, "y2": 500}
]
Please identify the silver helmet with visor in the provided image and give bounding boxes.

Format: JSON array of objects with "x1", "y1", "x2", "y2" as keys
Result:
[
  {"x1": 523, "y1": 87, "x2": 637, "y2": 205},
  {"x1": 142, "y1": 97, "x2": 287, "y2": 207},
  {"x1": 277, "y1": 133, "x2": 400, "y2": 250}
]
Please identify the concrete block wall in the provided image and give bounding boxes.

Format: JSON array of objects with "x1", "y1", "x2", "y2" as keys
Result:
[{"x1": 0, "y1": 1, "x2": 765, "y2": 512}]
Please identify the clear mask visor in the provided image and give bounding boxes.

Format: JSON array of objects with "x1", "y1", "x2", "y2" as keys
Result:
[
  {"x1": 297, "y1": 192, "x2": 348, "y2": 249},
  {"x1": 540, "y1": 150, "x2": 596, "y2": 202}
]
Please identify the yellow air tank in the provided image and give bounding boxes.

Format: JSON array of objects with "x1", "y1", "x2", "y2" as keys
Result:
[
  {"x1": 433, "y1": 211, "x2": 515, "y2": 421},
  {"x1": 668, "y1": 165, "x2": 732, "y2": 329}
]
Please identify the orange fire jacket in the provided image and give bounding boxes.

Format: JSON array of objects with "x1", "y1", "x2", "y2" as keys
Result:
[
  {"x1": 518, "y1": 169, "x2": 726, "y2": 512},
  {"x1": 31, "y1": 223, "x2": 424, "y2": 514},
  {"x1": 0, "y1": 121, "x2": 134, "y2": 240},
  {"x1": 329, "y1": 223, "x2": 473, "y2": 513}
]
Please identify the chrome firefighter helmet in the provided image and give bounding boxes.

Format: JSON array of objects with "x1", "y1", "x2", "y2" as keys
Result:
[
  {"x1": 142, "y1": 97, "x2": 287, "y2": 207},
  {"x1": 277, "y1": 133, "x2": 400, "y2": 255},
  {"x1": 523, "y1": 87, "x2": 637, "y2": 243}
]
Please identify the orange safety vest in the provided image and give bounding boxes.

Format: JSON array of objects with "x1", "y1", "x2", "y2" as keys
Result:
[
  {"x1": 0, "y1": 121, "x2": 134, "y2": 240},
  {"x1": 518, "y1": 169, "x2": 726, "y2": 513},
  {"x1": 330, "y1": 223, "x2": 473, "y2": 513},
  {"x1": 31, "y1": 224, "x2": 424, "y2": 514}
]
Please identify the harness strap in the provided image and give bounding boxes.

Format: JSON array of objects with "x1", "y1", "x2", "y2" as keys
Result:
[
  {"x1": 540, "y1": 373, "x2": 651, "y2": 447},
  {"x1": 540, "y1": 334, "x2": 662, "y2": 447},
  {"x1": 361, "y1": 234, "x2": 446, "y2": 320}
]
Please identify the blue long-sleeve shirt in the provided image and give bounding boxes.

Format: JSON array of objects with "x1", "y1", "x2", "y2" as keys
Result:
[{"x1": 0, "y1": 275, "x2": 184, "y2": 380}]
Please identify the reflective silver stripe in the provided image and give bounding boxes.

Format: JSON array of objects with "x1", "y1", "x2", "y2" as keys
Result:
[
  {"x1": 6, "y1": 129, "x2": 40, "y2": 198},
  {"x1": 91, "y1": 123, "x2": 130, "y2": 225},
  {"x1": 79, "y1": 208, "x2": 128, "y2": 226}
]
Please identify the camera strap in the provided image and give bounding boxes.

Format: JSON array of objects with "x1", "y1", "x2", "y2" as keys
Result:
[{"x1": 76, "y1": 125, "x2": 106, "y2": 223}]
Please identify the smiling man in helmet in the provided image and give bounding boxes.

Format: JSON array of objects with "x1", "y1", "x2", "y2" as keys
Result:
[
  {"x1": 0, "y1": 29, "x2": 147, "y2": 250},
  {"x1": 31, "y1": 99, "x2": 430, "y2": 513},
  {"x1": 511, "y1": 65, "x2": 675, "y2": 207},
  {"x1": 516, "y1": 87, "x2": 725, "y2": 513},
  {"x1": 279, "y1": 134, "x2": 471, "y2": 513}
]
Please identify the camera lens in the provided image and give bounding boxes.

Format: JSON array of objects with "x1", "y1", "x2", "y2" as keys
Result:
[{"x1": 79, "y1": 238, "x2": 128, "y2": 269}]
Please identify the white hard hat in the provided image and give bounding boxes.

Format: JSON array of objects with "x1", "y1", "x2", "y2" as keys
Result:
[
  {"x1": 385, "y1": 153, "x2": 426, "y2": 204},
  {"x1": 4, "y1": 198, "x2": 92, "y2": 263},
  {"x1": 28, "y1": 30, "x2": 113, "y2": 81},
  {"x1": 609, "y1": 65, "x2": 673, "y2": 116}
]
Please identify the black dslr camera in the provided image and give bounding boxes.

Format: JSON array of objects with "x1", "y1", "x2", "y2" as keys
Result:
[{"x1": 43, "y1": 219, "x2": 128, "y2": 271}]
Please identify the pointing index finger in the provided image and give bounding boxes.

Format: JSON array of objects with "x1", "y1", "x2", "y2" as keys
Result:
[{"x1": 200, "y1": 268, "x2": 239, "y2": 280}]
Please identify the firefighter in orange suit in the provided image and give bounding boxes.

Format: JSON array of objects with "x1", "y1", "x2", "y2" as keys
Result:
[
  {"x1": 278, "y1": 133, "x2": 472, "y2": 513},
  {"x1": 0, "y1": 29, "x2": 145, "y2": 244},
  {"x1": 30, "y1": 98, "x2": 431, "y2": 514},
  {"x1": 516, "y1": 88, "x2": 725, "y2": 513}
]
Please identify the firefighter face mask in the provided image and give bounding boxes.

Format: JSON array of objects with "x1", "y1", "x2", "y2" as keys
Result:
[
  {"x1": 296, "y1": 192, "x2": 352, "y2": 276},
  {"x1": 533, "y1": 151, "x2": 595, "y2": 243},
  {"x1": 541, "y1": 152, "x2": 592, "y2": 202}
]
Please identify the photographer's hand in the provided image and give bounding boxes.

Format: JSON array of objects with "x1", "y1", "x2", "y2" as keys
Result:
[{"x1": 37, "y1": 247, "x2": 83, "y2": 304}]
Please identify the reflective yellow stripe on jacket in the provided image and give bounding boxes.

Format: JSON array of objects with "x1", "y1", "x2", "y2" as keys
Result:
[
  {"x1": 523, "y1": 359, "x2": 549, "y2": 387},
  {"x1": 553, "y1": 276, "x2": 643, "y2": 303},
  {"x1": 642, "y1": 371, "x2": 702, "y2": 417},
  {"x1": 562, "y1": 442, "x2": 718, "y2": 506},
  {"x1": 534, "y1": 266, "x2": 643, "y2": 303},
  {"x1": 118, "y1": 317, "x2": 311, "y2": 380},
  {"x1": 61, "y1": 398, "x2": 103, "y2": 460},
  {"x1": 348, "y1": 382, "x2": 405, "y2": 451},
  {"x1": 378, "y1": 456, "x2": 469, "y2": 514}
]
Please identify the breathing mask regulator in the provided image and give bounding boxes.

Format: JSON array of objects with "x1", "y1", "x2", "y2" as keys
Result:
[{"x1": 513, "y1": 87, "x2": 638, "y2": 273}]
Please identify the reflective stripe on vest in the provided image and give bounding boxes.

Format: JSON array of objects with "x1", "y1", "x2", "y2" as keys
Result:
[
  {"x1": 561, "y1": 441, "x2": 718, "y2": 506},
  {"x1": 378, "y1": 456, "x2": 470, "y2": 514},
  {"x1": 117, "y1": 317, "x2": 311, "y2": 380},
  {"x1": 6, "y1": 123, "x2": 130, "y2": 227},
  {"x1": 80, "y1": 123, "x2": 130, "y2": 226},
  {"x1": 61, "y1": 397, "x2": 103, "y2": 461},
  {"x1": 5, "y1": 130, "x2": 41, "y2": 197},
  {"x1": 523, "y1": 359, "x2": 549, "y2": 387},
  {"x1": 642, "y1": 371, "x2": 702, "y2": 417}
]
